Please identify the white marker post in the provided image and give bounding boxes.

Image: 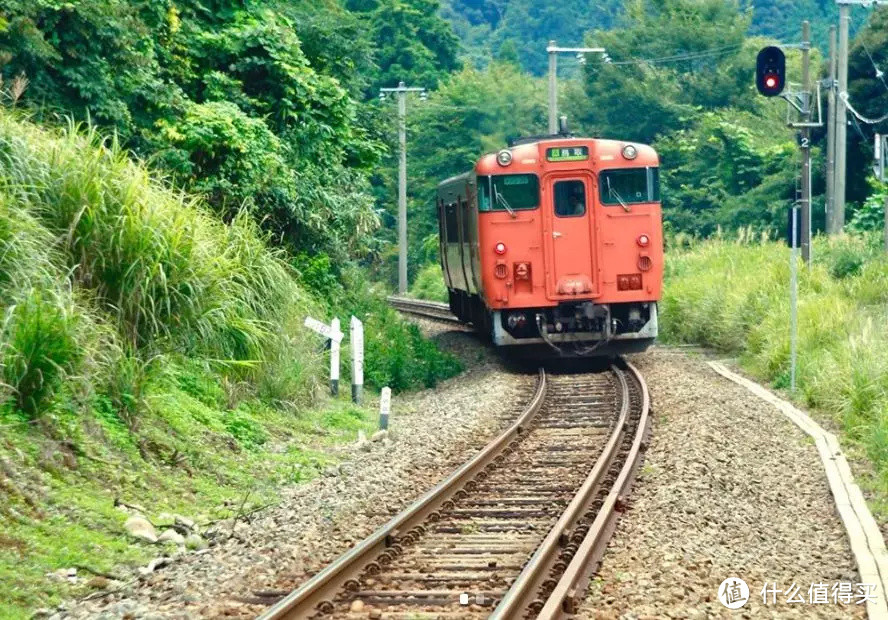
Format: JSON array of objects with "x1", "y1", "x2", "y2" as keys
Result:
[
  {"x1": 303, "y1": 317, "x2": 344, "y2": 395},
  {"x1": 379, "y1": 387, "x2": 391, "y2": 430},
  {"x1": 330, "y1": 317, "x2": 341, "y2": 396},
  {"x1": 350, "y1": 316, "x2": 364, "y2": 404}
]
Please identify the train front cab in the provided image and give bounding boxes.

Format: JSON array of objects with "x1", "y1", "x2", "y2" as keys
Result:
[{"x1": 439, "y1": 139, "x2": 663, "y2": 356}]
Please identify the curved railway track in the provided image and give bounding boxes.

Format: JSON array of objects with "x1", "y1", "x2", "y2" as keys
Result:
[
  {"x1": 260, "y1": 357, "x2": 650, "y2": 619},
  {"x1": 387, "y1": 296, "x2": 463, "y2": 325}
]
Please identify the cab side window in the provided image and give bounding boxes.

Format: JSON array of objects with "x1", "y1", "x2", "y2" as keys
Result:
[{"x1": 554, "y1": 180, "x2": 586, "y2": 217}]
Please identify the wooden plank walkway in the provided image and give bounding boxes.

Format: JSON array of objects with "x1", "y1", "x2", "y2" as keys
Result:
[{"x1": 710, "y1": 361, "x2": 888, "y2": 620}]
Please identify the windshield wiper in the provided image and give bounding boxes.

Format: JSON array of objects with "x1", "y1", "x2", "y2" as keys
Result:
[
  {"x1": 494, "y1": 185, "x2": 517, "y2": 218},
  {"x1": 607, "y1": 178, "x2": 631, "y2": 213}
]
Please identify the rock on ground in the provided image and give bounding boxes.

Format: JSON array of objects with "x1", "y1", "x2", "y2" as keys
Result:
[{"x1": 581, "y1": 347, "x2": 866, "y2": 619}]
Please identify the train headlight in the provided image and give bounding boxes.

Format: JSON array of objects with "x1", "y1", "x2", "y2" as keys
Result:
[
  {"x1": 496, "y1": 150, "x2": 513, "y2": 166},
  {"x1": 622, "y1": 144, "x2": 638, "y2": 160},
  {"x1": 494, "y1": 242, "x2": 507, "y2": 255},
  {"x1": 637, "y1": 234, "x2": 650, "y2": 247}
]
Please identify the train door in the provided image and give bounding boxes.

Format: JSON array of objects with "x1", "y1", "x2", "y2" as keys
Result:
[{"x1": 543, "y1": 173, "x2": 599, "y2": 298}]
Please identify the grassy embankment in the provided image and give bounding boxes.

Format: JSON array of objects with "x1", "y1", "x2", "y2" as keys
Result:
[
  {"x1": 0, "y1": 112, "x2": 461, "y2": 618},
  {"x1": 661, "y1": 232, "x2": 888, "y2": 512}
]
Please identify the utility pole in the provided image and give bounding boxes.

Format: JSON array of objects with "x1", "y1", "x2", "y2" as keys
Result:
[
  {"x1": 380, "y1": 81, "x2": 426, "y2": 294},
  {"x1": 836, "y1": 2, "x2": 851, "y2": 232},
  {"x1": 800, "y1": 21, "x2": 813, "y2": 264},
  {"x1": 826, "y1": 25, "x2": 838, "y2": 234},
  {"x1": 546, "y1": 41, "x2": 606, "y2": 134}
]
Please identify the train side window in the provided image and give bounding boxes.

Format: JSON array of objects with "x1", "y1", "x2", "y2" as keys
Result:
[
  {"x1": 445, "y1": 203, "x2": 458, "y2": 242},
  {"x1": 554, "y1": 180, "x2": 586, "y2": 217}
]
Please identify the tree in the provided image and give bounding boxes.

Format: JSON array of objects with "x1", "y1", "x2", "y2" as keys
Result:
[
  {"x1": 350, "y1": 0, "x2": 460, "y2": 91},
  {"x1": 0, "y1": 0, "x2": 386, "y2": 258},
  {"x1": 574, "y1": 0, "x2": 752, "y2": 144}
]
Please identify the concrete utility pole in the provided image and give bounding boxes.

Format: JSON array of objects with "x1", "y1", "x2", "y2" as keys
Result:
[
  {"x1": 826, "y1": 25, "x2": 838, "y2": 234},
  {"x1": 546, "y1": 41, "x2": 606, "y2": 134},
  {"x1": 800, "y1": 21, "x2": 813, "y2": 264},
  {"x1": 836, "y1": 2, "x2": 851, "y2": 232},
  {"x1": 834, "y1": 0, "x2": 888, "y2": 234},
  {"x1": 380, "y1": 82, "x2": 426, "y2": 294}
]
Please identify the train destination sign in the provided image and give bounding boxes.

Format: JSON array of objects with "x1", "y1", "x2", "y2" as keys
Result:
[{"x1": 547, "y1": 146, "x2": 589, "y2": 162}]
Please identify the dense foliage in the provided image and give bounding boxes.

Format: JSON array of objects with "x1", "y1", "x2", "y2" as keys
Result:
[{"x1": 0, "y1": 0, "x2": 457, "y2": 260}]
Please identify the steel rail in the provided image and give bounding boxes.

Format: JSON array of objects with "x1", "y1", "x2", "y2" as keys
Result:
[
  {"x1": 489, "y1": 364, "x2": 633, "y2": 619},
  {"x1": 387, "y1": 295, "x2": 462, "y2": 324},
  {"x1": 258, "y1": 369, "x2": 547, "y2": 620},
  {"x1": 536, "y1": 360, "x2": 651, "y2": 618}
]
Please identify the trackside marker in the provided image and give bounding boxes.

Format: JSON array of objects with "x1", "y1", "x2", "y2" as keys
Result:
[
  {"x1": 379, "y1": 387, "x2": 391, "y2": 430},
  {"x1": 351, "y1": 316, "x2": 364, "y2": 404},
  {"x1": 330, "y1": 318, "x2": 341, "y2": 396}
]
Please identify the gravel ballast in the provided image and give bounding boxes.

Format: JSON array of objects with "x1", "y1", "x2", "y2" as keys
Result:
[
  {"x1": 60, "y1": 328, "x2": 537, "y2": 619},
  {"x1": 582, "y1": 347, "x2": 866, "y2": 619}
]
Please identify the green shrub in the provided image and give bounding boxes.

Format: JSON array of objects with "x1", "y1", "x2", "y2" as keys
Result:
[
  {"x1": 411, "y1": 263, "x2": 448, "y2": 303},
  {"x1": 364, "y1": 312, "x2": 462, "y2": 391}
]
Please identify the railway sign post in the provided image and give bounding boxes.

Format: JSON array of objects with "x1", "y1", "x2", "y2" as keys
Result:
[
  {"x1": 304, "y1": 317, "x2": 345, "y2": 395},
  {"x1": 350, "y1": 316, "x2": 364, "y2": 405},
  {"x1": 304, "y1": 316, "x2": 344, "y2": 344},
  {"x1": 330, "y1": 317, "x2": 341, "y2": 396}
]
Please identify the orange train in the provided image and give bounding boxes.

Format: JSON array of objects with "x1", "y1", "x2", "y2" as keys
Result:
[{"x1": 436, "y1": 135, "x2": 663, "y2": 356}]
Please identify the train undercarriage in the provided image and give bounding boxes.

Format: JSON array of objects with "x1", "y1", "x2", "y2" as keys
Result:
[{"x1": 448, "y1": 290, "x2": 657, "y2": 357}]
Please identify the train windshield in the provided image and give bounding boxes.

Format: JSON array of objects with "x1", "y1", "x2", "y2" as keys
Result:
[
  {"x1": 479, "y1": 174, "x2": 540, "y2": 212},
  {"x1": 600, "y1": 167, "x2": 660, "y2": 206}
]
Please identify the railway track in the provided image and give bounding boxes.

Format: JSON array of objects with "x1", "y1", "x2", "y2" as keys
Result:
[
  {"x1": 261, "y1": 363, "x2": 650, "y2": 620},
  {"x1": 387, "y1": 296, "x2": 463, "y2": 325}
]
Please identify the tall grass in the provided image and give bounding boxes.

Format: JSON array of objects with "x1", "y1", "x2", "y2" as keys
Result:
[
  {"x1": 0, "y1": 111, "x2": 323, "y2": 418},
  {"x1": 662, "y1": 233, "x2": 888, "y2": 492}
]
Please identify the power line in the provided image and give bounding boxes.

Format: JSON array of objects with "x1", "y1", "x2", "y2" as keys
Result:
[{"x1": 839, "y1": 91, "x2": 888, "y2": 125}]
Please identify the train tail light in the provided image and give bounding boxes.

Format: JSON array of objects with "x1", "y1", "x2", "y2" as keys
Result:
[
  {"x1": 494, "y1": 242, "x2": 507, "y2": 255},
  {"x1": 637, "y1": 234, "x2": 650, "y2": 247},
  {"x1": 617, "y1": 274, "x2": 643, "y2": 291}
]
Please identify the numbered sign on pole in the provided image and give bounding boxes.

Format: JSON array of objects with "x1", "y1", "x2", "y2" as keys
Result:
[
  {"x1": 379, "y1": 387, "x2": 391, "y2": 430},
  {"x1": 330, "y1": 317, "x2": 341, "y2": 396},
  {"x1": 304, "y1": 317, "x2": 344, "y2": 344},
  {"x1": 350, "y1": 316, "x2": 364, "y2": 404}
]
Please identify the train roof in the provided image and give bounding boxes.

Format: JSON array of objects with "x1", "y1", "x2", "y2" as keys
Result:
[{"x1": 476, "y1": 137, "x2": 658, "y2": 176}]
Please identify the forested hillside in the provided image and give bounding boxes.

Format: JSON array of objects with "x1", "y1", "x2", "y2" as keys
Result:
[{"x1": 442, "y1": 0, "x2": 846, "y2": 74}]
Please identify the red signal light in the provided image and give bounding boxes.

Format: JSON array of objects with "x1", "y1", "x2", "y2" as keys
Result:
[
  {"x1": 756, "y1": 47, "x2": 785, "y2": 97},
  {"x1": 494, "y1": 242, "x2": 507, "y2": 255}
]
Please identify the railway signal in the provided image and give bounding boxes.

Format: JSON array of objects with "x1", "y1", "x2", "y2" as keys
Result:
[{"x1": 756, "y1": 46, "x2": 786, "y2": 97}]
